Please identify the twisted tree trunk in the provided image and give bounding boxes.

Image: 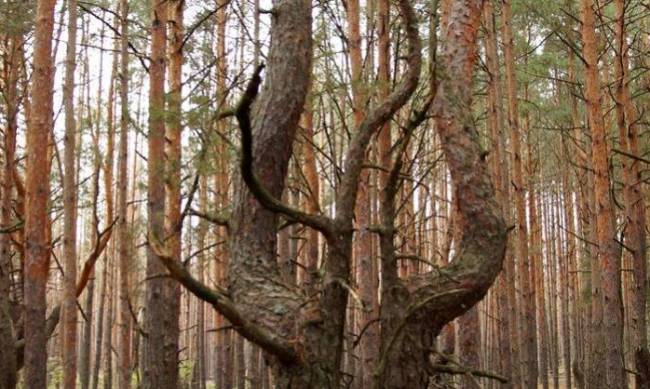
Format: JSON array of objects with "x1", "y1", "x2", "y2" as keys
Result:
[
  {"x1": 155, "y1": 1, "x2": 505, "y2": 388},
  {"x1": 376, "y1": 1, "x2": 506, "y2": 387}
]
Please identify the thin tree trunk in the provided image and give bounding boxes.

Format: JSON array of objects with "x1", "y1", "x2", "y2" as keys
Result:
[
  {"x1": 117, "y1": 0, "x2": 132, "y2": 386},
  {"x1": 483, "y1": 3, "x2": 514, "y2": 384},
  {"x1": 213, "y1": 1, "x2": 229, "y2": 385},
  {"x1": 0, "y1": 27, "x2": 22, "y2": 389},
  {"x1": 163, "y1": 0, "x2": 183, "y2": 384},
  {"x1": 560, "y1": 154, "x2": 573, "y2": 389},
  {"x1": 62, "y1": 0, "x2": 79, "y2": 386},
  {"x1": 501, "y1": 1, "x2": 537, "y2": 386},
  {"x1": 301, "y1": 100, "x2": 319, "y2": 290},
  {"x1": 192, "y1": 177, "x2": 207, "y2": 389},
  {"x1": 79, "y1": 17, "x2": 100, "y2": 388},
  {"x1": 345, "y1": 0, "x2": 377, "y2": 383},
  {"x1": 103, "y1": 254, "x2": 115, "y2": 389},
  {"x1": 90, "y1": 96, "x2": 105, "y2": 389},
  {"x1": 529, "y1": 143, "x2": 549, "y2": 389},
  {"x1": 613, "y1": 0, "x2": 649, "y2": 384}
]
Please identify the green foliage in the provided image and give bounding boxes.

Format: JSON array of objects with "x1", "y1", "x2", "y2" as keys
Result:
[{"x1": 0, "y1": 0, "x2": 34, "y2": 37}]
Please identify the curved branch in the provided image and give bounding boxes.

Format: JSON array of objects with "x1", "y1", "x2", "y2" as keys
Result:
[
  {"x1": 189, "y1": 208, "x2": 230, "y2": 229},
  {"x1": 149, "y1": 236, "x2": 298, "y2": 364},
  {"x1": 235, "y1": 64, "x2": 336, "y2": 238},
  {"x1": 429, "y1": 363, "x2": 509, "y2": 384},
  {"x1": 336, "y1": 0, "x2": 422, "y2": 221},
  {"x1": 406, "y1": 0, "x2": 507, "y2": 329}
]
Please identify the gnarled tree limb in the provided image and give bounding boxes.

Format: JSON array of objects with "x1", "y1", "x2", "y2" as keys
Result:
[
  {"x1": 235, "y1": 64, "x2": 336, "y2": 238},
  {"x1": 148, "y1": 236, "x2": 299, "y2": 364}
]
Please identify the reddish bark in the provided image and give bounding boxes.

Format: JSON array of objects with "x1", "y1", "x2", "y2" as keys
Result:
[{"x1": 23, "y1": 0, "x2": 56, "y2": 386}]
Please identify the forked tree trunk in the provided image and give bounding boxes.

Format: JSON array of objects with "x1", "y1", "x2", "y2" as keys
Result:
[
  {"x1": 374, "y1": 1, "x2": 506, "y2": 387},
  {"x1": 156, "y1": 1, "x2": 506, "y2": 388}
]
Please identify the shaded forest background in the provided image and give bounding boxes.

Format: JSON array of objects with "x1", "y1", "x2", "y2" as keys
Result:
[{"x1": 0, "y1": 0, "x2": 649, "y2": 387}]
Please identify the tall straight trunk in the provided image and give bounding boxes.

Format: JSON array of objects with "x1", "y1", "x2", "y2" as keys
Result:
[
  {"x1": 103, "y1": 254, "x2": 115, "y2": 389},
  {"x1": 559, "y1": 178, "x2": 573, "y2": 389},
  {"x1": 568, "y1": 51, "x2": 590, "y2": 387},
  {"x1": 81, "y1": 234, "x2": 96, "y2": 389},
  {"x1": 613, "y1": 0, "x2": 649, "y2": 384},
  {"x1": 457, "y1": 74, "x2": 481, "y2": 384},
  {"x1": 357, "y1": 0, "x2": 388, "y2": 383},
  {"x1": 24, "y1": 0, "x2": 56, "y2": 386},
  {"x1": 164, "y1": 0, "x2": 183, "y2": 384},
  {"x1": 501, "y1": 1, "x2": 537, "y2": 386},
  {"x1": 143, "y1": 0, "x2": 178, "y2": 385},
  {"x1": 529, "y1": 172, "x2": 549, "y2": 389},
  {"x1": 213, "y1": 1, "x2": 230, "y2": 386},
  {"x1": 117, "y1": 0, "x2": 132, "y2": 387},
  {"x1": 192, "y1": 177, "x2": 207, "y2": 389},
  {"x1": 344, "y1": 0, "x2": 376, "y2": 383},
  {"x1": 580, "y1": 0, "x2": 625, "y2": 386},
  {"x1": 542, "y1": 191, "x2": 554, "y2": 387},
  {"x1": 483, "y1": 3, "x2": 514, "y2": 383},
  {"x1": 90, "y1": 107, "x2": 105, "y2": 389},
  {"x1": 102, "y1": 24, "x2": 119, "y2": 389},
  {"x1": 301, "y1": 99, "x2": 319, "y2": 289},
  {"x1": 0, "y1": 30, "x2": 22, "y2": 389},
  {"x1": 62, "y1": 0, "x2": 79, "y2": 386},
  {"x1": 543, "y1": 189, "x2": 557, "y2": 388},
  {"x1": 80, "y1": 18, "x2": 101, "y2": 389}
]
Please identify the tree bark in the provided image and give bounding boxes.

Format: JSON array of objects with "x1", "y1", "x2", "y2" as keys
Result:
[
  {"x1": 24, "y1": 0, "x2": 56, "y2": 386},
  {"x1": 501, "y1": 1, "x2": 537, "y2": 386},
  {"x1": 152, "y1": 2, "x2": 504, "y2": 389},
  {"x1": 163, "y1": 0, "x2": 183, "y2": 384},
  {"x1": 191, "y1": 177, "x2": 207, "y2": 389},
  {"x1": 117, "y1": 0, "x2": 132, "y2": 387},
  {"x1": 0, "y1": 27, "x2": 22, "y2": 389},
  {"x1": 62, "y1": 0, "x2": 79, "y2": 386},
  {"x1": 376, "y1": 1, "x2": 506, "y2": 387},
  {"x1": 613, "y1": 0, "x2": 649, "y2": 385},
  {"x1": 580, "y1": 0, "x2": 625, "y2": 386},
  {"x1": 143, "y1": 0, "x2": 179, "y2": 385}
]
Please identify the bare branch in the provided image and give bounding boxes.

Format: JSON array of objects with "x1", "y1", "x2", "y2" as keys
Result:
[
  {"x1": 429, "y1": 363, "x2": 509, "y2": 384},
  {"x1": 336, "y1": 0, "x2": 422, "y2": 221}
]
